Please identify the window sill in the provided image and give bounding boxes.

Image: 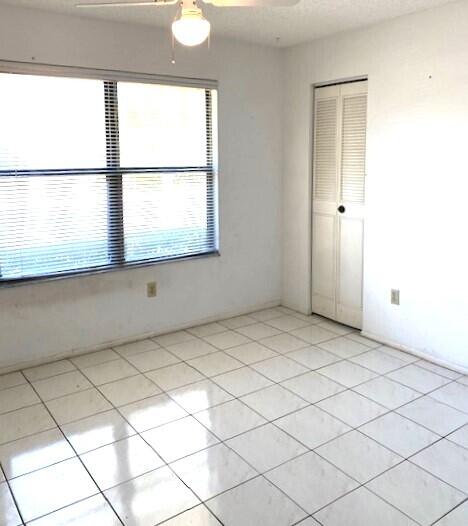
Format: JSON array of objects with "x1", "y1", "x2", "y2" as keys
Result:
[{"x1": 0, "y1": 251, "x2": 221, "y2": 289}]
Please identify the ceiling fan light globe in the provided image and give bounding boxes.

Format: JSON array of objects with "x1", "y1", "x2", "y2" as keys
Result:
[{"x1": 172, "y1": 9, "x2": 210, "y2": 46}]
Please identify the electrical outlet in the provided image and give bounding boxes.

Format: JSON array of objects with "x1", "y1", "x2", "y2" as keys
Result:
[
  {"x1": 391, "y1": 289, "x2": 400, "y2": 305},
  {"x1": 147, "y1": 281, "x2": 157, "y2": 298}
]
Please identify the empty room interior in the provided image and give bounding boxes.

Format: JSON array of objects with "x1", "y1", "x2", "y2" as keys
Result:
[{"x1": 0, "y1": 0, "x2": 468, "y2": 524}]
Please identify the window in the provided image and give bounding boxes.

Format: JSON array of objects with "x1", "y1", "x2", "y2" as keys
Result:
[{"x1": 0, "y1": 67, "x2": 217, "y2": 283}]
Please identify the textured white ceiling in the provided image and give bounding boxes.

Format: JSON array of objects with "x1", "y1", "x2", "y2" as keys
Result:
[{"x1": 0, "y1": 0, "x2": 456, "y2": 47}]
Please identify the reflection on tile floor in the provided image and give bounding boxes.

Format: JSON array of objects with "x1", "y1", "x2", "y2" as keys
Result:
[{"x1": 0, "y1": 306, "x2": 468, "y2": 525}]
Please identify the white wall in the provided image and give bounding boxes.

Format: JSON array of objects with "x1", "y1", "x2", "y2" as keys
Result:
[
  {"x1": 0, "y1": 5, "x2": 283, "y2": 371},
  {"x1": 282, "y1": 0, "x2": 468, "y2": 370}
]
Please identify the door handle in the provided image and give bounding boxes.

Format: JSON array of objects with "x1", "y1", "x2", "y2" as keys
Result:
[{"x1": 337, "y1": 205, "x2": 346, "y2": 214}]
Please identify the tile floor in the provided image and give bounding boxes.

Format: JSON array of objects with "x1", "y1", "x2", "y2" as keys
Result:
[{"x1": 0, "y1": 306, "x2": 467, "y2": 525}]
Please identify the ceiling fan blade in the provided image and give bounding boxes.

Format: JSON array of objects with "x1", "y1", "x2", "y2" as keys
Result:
[
  {"x1": 203, "y1": 0, "x2": 298, "y2": 6},
  {"x1": 76, "y1": 0, "x2": 176, "y2": 7}
]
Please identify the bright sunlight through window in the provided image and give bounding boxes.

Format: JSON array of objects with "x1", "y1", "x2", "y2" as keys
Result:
[{"x1": 0, "y1": 70, "x2": 218, "y2": 282}]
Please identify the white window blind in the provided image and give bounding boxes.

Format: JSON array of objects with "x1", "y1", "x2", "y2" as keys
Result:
[{"x1": 0, "y1": 69, "x2": 217, "y2": 283}]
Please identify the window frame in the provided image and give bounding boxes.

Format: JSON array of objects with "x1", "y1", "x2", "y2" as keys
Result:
[{"x1": 0, "y1": 60, "x2": 219, "y2": 287}]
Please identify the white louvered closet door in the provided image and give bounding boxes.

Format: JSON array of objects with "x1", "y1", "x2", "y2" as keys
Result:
[{"x1": 312, "y1": 80, "x2": 367, "y2": 329}]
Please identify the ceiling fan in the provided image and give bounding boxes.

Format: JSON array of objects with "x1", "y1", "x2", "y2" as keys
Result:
[{"x1": 76, "y1": 0, "x2": 298, "y2": 47}]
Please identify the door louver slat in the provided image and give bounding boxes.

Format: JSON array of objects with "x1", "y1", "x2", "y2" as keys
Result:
[
  {"x1": 341, "y1": 94, "x2": 367, "y2": 204},
  {"x1": 313, "y1": 98, "x2": 337, "y2": 201}
]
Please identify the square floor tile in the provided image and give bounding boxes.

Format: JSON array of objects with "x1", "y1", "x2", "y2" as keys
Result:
[
  {"x1": 260, "y1": 333, "x2": 309, "y2": 354},
  {"x1": 318, "y1": 337, "x2": 370, "y2": 358},
  {"x1": 0, "y1": 482, "x2": 22, "y2": 526},
  {"x1": 168, "y1": 379, "x2": 233, "y2": 413},
  {"x1": 447, "y1": 424, "x2": 468, "y2": 449},
  {"x1": 296, "y1": 518, "x2": 321, "y2": 526},
  {"x1": 188, "y1": 352, "x2": 243, "y2": 377},
  {"x1": 10, "y1": 458, "x2": 98, "y2": 522},
  {"x1": 203, "y1": 331, "x2": 251, "y2": 350},
  {"x1": 457, "y1": 376, "x2": 468, "y2": 386},
  {"x1": 366, "y1": 461, "x2": 465, "y2": 526},
  {"x1": 317, "y1": 321, "x2": 355, "y2": 336},
  {"x1": 113, "y1": 339, "x2": 160, "y2": 357},
  {"x1": 0, "y1": 405, "x2": 56, "y2": 445},
  {"x1": 411, "y1": 439, "x2": 468, "y2": 493},
  {"x1": 430, "y1": 382, "x2": 468, "y2": 414},
  {"x1": 315, "y1": 486, "x2": 418, "y2": 526},
  {"x1": 0, "y1": 428, "x2": 75, "y2": 479},
  {"x1": 346, "y1": 334, "x2": 381, "y2": 349},
  {"x1": 433, "y1": 501, "x2": 468, "y2": 526},
  {"x1": 160, "y1": 504, "x2": 221, "y2": 525},
  {"x1": 27, "y1": 494, "x2": 121, "y2": 526},
  {"x1": 105, "y1": 466, "x2": 199, "y2": 526},
  {"x1": 224, "y1": 342, "x2": 278, "y2": 365},
  {"x1": 317, "y1": 390, "x2": 388, "y2": 427},
  {"x1": 71, "y1": 349, "x2": 120, "y2": 369},
  {"x1": 125, "y1": 349, "x2": 180, "y2": 373},
  {"x1": 387, "y1": 365, "x2": 450, "y2": 394},
  {"x1": 219, "y1": 315, "x2": 257, "y2": 330},
  {"x1": 350, "y1": 349, "x2": 408, "y2": 374},
  {"x1": 188, "y1": 322, "x2": 227, "y2": 338},
  {"x1": 415, "y1": 361, "x2": 462, "y2": 380},
  {"x1": 251, "y1": 356, "x2": 308, "y2": 382},
  {"x1": 171, "y1": 443, "x2": 257, "y2": 500},
  {"x1": 275, "y1": 405, "x2": 351, "y2": 449},
  {"x1": 23, "y1": 360, "x2": 76, "y2": 382},
  {"x1": 0, "y1": 372, "x2": 27, "y2": 391},
  {"x1": 0, "y1": 384, "x2": 40, "y2": 414},
  {"x1": 319, "y1": 361, "x2": 378, "y2": 388},
  {"x1": 146, "y1": 363, "x2": 204, "y2": 392},
  {"x1": 359, "y1": 412, "x2": 440, "y2": 457},
  {"x1": 353, "y1": 376, "x2": 420, "y2": 410},
  {"x1": 167, "y1": 340, "x2": 218, "y2": 361},
  {"x1": 397, "y1": 397, "x2": 468, "y2": 435},
  {"x1": 46, "y1": 388, "x2": 111, "y2": 425},
  {"x1": 286, "y1": 347, "x2": 341, "y2": 370},
  {"x1": 316, "y1": 430, "x2": 402, "y2": 483},
  {"x1": 379, "y1": 346, "x2": 418, "y2": 364},
  {"x1": 212, "y1": 367, "x2": 273, "y2": 397},
  {"x1": 153, "y1": 331, "x2": 196, "y2": 347},
  {"x1": 281, "y1": 371, "x2": 345, "y2": 404},
  {"x1": 99, "y1": 374, "x2": 161, "y2": 407},
  {"x1": 240, "y1": 384, "x2": 308, "y2": 420},
  {"x1": 81, "y1": 359, "x2": 139, "y2": 386},
  {"x1": 266, "y1": 452, "x2": 358, "y2": 514},
  {"x1": 81, "y1": 435, "x2": 164, "y2": 490},
  {"x1": 61, "y1": 409, "x2": 135, "y2": 454},
  {"x1": 265, "y1": 315, "x2": 312, "y2": 332},
  {"x1": 236, "y1": 323, "x2": 282, "y2": 340},
  {"x1": 32, "y1": 370, "x2": 92, "y2": 402},
  {"x1": 227, "y1": 424, "x2": 307, "y2": 472},
  {"x1": 119, "y1": 393, "x2": 187, "y2": 432},
  {"x1": 206, "y1": 475, "x2": 306, "y2": 526},
  {"x1": 249, "y1": 308, "x2": 284, "y2": 322},
  {"x1": 290, "y1": 325, "x2": 337, "y2": 345},
  {"x1": 194, "y1": 399, "x2": 266, "y2": 440},
  {"x1": 142, "y1": 416, "x2": 219, "y2": 463}
]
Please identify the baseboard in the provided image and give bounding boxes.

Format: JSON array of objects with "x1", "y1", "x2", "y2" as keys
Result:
[
  {"x1": 361, "y1": 330, "x2": 468, "y2": 376},
  {"x1": 0, "y1": 299, "x2": 282, "y2": 374}
]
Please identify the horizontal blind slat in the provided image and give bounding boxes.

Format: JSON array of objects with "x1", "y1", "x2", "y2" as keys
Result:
[{"x1": 0, "y1": 71, "x2": 217, "y2": 283}]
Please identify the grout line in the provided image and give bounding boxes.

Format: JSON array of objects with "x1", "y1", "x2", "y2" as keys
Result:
[
  {"x1": 429, "y1": 497, "x2": 468, "y2": 525},
  {"x1": 0, "y1": 462, "x2": 26, "y2": 525},
  {"x1": 1, "y1": 309, "x2": 467, "y2": 525},
  {"x1": 16, "y1": 377, "x2": 126, "y2": 526}
]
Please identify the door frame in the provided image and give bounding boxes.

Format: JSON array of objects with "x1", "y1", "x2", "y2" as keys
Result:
[{"x1": 309, "y1": 75, "x2": 368, "y2": 322}]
